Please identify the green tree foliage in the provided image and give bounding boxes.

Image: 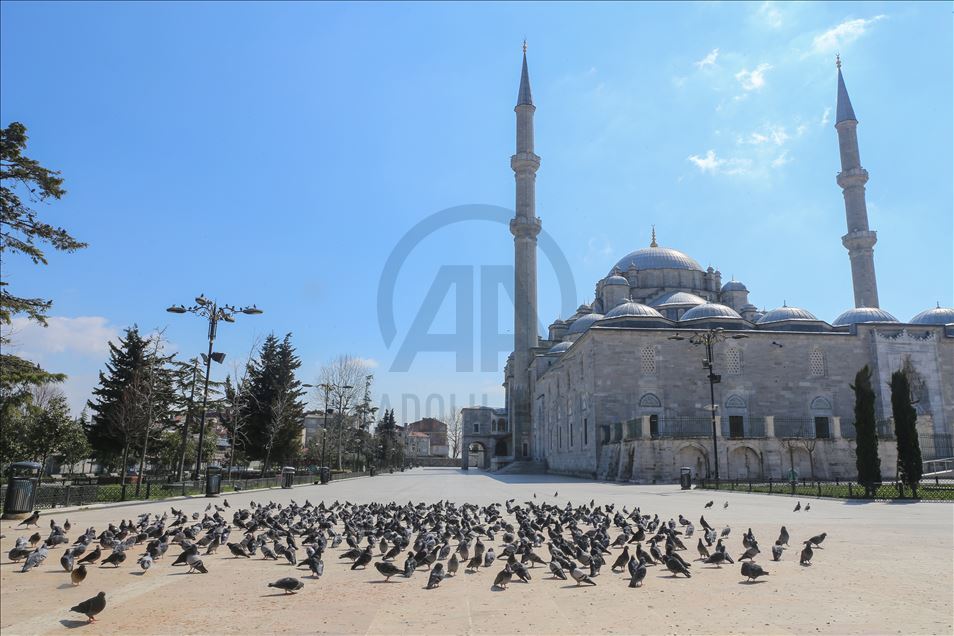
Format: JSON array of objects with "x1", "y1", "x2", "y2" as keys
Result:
[
  {"x1": 8, "y1": 388, "x2": 90, "y2": 477},
  {"x1": 374, "y1": 409, "x2": 403, "y2": 469},
  {"x1": 890, "y1": 370, "x2": 923, "y2": 497},
  {"x1": 241, "y1": 333, "x2": 305, "y2": 474},
  {"x1": 85, "y1": 327, "x2": 179, "y2": 480},
  {"x1": 0, "y1": 122, "x2": 86, "y2": 388},
  {"x1": 851, "y1": 365, "x2": 882, "y2": 496}
]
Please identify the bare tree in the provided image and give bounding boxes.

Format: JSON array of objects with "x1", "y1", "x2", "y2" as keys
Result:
[
  {"x1": 221, "y1": 340, "x2": 259, "y2": 480},
  {"x1": 800, "y1": 437, "x2": 818, "y2": 480},
  {"x1": 317, "y1": 355, "x2": 372, "y2": 470},
  {"x1": 444, "y1": 409, "x2": 463, "y2": 459}
]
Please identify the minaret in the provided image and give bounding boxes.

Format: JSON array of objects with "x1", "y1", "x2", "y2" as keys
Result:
[
  {"x1": 510, "y1": 42, "x2": 541, "y2": 460},
  {"x1": 835, "y1": 56, "x2": 880, "y2": 308}
]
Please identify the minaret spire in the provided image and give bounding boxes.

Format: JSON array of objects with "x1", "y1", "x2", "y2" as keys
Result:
[
  {"x1": 834, "y1": 57, "x2": 880, "y2": 308},
  {"x1": 510, "y1": 43, "x2": 541, "y2": 461}
]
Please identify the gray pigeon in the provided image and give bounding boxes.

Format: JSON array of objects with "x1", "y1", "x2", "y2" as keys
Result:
[
  {"x1": 70, "y1": 591, "x2": 106, "y2": 623},
  {"x1": 493, "y1": 564, "x2": 513, "y2": 589},
  {"x1": 806, "y1": 532, "x2": 827, "y2": 547},
  {"x1": 61, "y1": 550, "x2": 75, "y2": 572},
  {"x1": 446, "y1": 553, "x2": 459, "y2": 576},
  {"x1": 570, "y1": 567, "x2": 596, "y2": 586},
  {"x1": 628, "y1": 557, "x2": 647, "y2": 588},
  {"x1": 426, "y1": 562, "x2": 445, "y2": 589},
  {"x1": 799, "y1": 543, "x2": 813, "y2": 565},
  {"x1": 268, "y1": 577, "x2": 304, "y2": 594},
  {"x1": 777, "y1": 526, "x2": 789, "y2": 546},
  {"x1": 71, "y1": 564, "x2": 88, "y2": 586},
  {"x1": 137, "y1": 554, "x2": 153, "y2": 573},
  {"x1": 771, "y1": 544, "x2": 783, "y2": 561},
  {"x1": 548, "y1": 561, "x2": 567, "y2": 580},
  {"x1": 741, "y1": 561, "x2": 769, "y2": 581},
  {"x1": 374, "y1": 561, "x2": 402, "y2": 582}
]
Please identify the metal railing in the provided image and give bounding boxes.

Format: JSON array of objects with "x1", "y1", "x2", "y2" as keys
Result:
[
  {"x1": 773, "y1": 418, "x2": 817, "y2": 438},
  {"x1": 658, "y1": 417, "x2": 712, "y2": 438},
  {"x1": 696, "y1": 475, "x2": 954, "y2": 501}
]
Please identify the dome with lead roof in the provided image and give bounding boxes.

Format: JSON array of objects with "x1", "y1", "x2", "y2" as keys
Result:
[
  {"x1": 610, "y1": 246, "x2": 703, "y2": 275},
  {"x1": 757, "y1": 306, "x2": 818, "y2": 324},
  {"x1": 565, "y1": 312, "x2": 605, "y2": 335},
  {"x1": 680, "y1": 302, "x2": 743, "y2": 321},
  {"x1": 832, "y1": 307, "x2": 898, "y2": 327},
  {"x1": 909, "y1": 306, "x2": 954, "y2": 326}
]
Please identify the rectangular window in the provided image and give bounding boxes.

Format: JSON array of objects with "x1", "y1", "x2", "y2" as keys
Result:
[
  {"x1": 473, "y1": 422, "x2": 479, "y2": 434},
  {"x1": 729, "y1": 415, "x2": 744, "y2": 439},
  {"x1": 584, "y1": 418, "x2": 588, "y2": 445},
  {"x1": 814, "y1": 417, "x2": 831, "y2": 439},
  {"x1": 570, "y1": 421, "x2": 574, "y2": 447}
]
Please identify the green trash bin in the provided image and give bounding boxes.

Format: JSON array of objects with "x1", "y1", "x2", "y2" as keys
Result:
[
  {"x1": 205, "y1": 466, "x2": 223, "y2": 497},
  {"x1": 3, "y1": 461, "x2": 41, "y2": 519},
  {"x1": 281, "y1": 466, "x2": 295, "y2": 489}
]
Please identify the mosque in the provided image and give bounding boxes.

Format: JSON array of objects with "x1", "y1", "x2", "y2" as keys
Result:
[{"x1": 461, "y1": 49, "x2": 954, "y2": 482}]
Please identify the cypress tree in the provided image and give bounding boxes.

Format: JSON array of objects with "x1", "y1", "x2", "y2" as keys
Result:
[
  {"x1": 851, "y1": 365, "x2": 882, "y2": 497},
  {"x1": 890, "y1": 370, "x2": 923, "y2": 497}
]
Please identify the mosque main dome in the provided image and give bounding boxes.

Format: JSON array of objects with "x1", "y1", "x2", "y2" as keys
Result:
[{"x1": 610, "y1": 246, "x2": 703, "y2": 275}]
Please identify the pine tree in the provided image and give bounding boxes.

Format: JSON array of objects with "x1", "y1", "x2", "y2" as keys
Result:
[
  {"x1": 851, "y1": 365, "x2": 882, "y2": 497},
  {"x1": 890, "y1": 370, "x2": 923, "y2": 497},
  {"x1": 241, "y1": 333, "x2": 305, "y2": 474},
  {"x1": 375, "y1": 409, "x2": 402, "y2": 469}
]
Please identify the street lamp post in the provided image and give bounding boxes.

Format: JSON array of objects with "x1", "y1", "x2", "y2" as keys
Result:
[
  {"x1": 669, "y1": 328, "x2": 748, "y2": 484},
  {"x1": 167, "y1": 295, "x2": 262, "y2": 480}
]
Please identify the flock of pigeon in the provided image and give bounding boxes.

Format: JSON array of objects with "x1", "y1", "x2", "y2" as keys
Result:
[{"x1": 5, "y1": 492, "x2": 827, "y2": 624}]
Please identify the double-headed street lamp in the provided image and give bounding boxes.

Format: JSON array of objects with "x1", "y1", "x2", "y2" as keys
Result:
[
  {"x1": 669, "y1": 327, "x2": 748, "y2": 483},
  {"x1": 167, "y1": 295, "x2": 262, "y2": 480}
]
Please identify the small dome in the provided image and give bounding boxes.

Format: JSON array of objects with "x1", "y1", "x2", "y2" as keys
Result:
[
  {"x1": 652, "y1": 290, "x2": 707, "y2": 308},
  {"x1": 611, "y1": 246, "x2": 703, "y2": 274},
  {"x1": 681, "y1": 302, "x2": 743, "y2": 321},
  {"x1": 758, "y1": 306, "x2": 818, "y2": 324},
  {"x1": 832, "y1": 307, "x2": 899, "y2": 327},
  {"x1": 547, "y1": 341, "x2": 572, "y2": 354},
  {"x1": 722, "y1": 280, "x2": 748, "y2": 292},
  {"x1": 604, "y1": 302, "x2": 664, "y2": 319},
  {"x1": 565, "y1": 312, "x2": 605, "y2": 335},
  {"x1": 909, "y1": 306, "x2": 954, "y2": 325},
  {"x1": 604, "y1": 275, "x2": 629, "y2": 286}
]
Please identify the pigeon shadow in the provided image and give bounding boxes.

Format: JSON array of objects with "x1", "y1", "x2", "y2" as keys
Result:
[
  {"x1": 57, "y1": 583, "x2": 75, "y2": 590},
  {"x1": 260, "y1": 592, "x2": 295, "y2": 597},
  {"x1": 59, "y1": 619, "x2": 89, "y2": 629},
  {"x1": 738, "y1": 580, "x2": 769, "y2": 584},
  {"x1": 130, "y1": 570, "x2": 147, "y2": 576},
  {"x1": 367, "y1": 579, "x2": 400, "y2": 584}
]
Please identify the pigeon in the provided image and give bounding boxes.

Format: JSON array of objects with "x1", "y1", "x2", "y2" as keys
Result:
[
  {"x1": 548, "y1": 561, "x2": 567, "y2": 580},
  {"x1": 484, "y1": 548, "x2": 496, "y2": 568},
  {"x1": 227, "y1": 542, "x2": 250, "y2": 558},
  {"x1": 446, "y1": 553, "x2": 459, "y2": 576},
  {"x1": 628, "y1": 557, "x2": 647, "y2": 588},
  {"x1": 723, "y1": 501, "x2": 729, "y2": 509},
  {"x1": 268, "y1": 577, "x2": 304, "y2": 594},
  {"x1": 696, "y1": 538, "x2": 710, "y2": 560},
  {"x1": 71, "y1": 564, "x2": 88, "y2": 586},
  {"x1": 375, "y1": 561, "x2": 402, "y2": 582},
  {"x1": 70, "y1": 591, "x2": 106, "y2": 623},
  {"x1": 21, "y1": 549, "x2": 46, "y2": 573},
  {"x1": 738, "y1": 545, "x2": 760, "y2": 561},
  {"x1": 101, "y1": 551, "x2": 127, "y2": 568},
  {"x1": 805, "y1": 503, "x2": 811, "y2": 511},
  {"x1": 806, "y1": 532, "x2": 827, "y2": 548},
  {"x1": 703, "y1": 551, "x2": 729, "y2": 568},
  {"x1": 17, "y1": 511, "x2": 40, "y2": 528},
  {"x1": 663, "y1": 555, "x2": 691, "y2": 578},
  {"x1": 741, "y1": 561, "x2": 769, "y2": 582},
  {"x1": 78, "y1": 546, "x2": 102, "y2": 565},
  {"x1": 426, "y1": 563, "x2": 445, "y2": 589},
  {"x1": 793, "y1": 501, "x2": 801, "y2": 512},
  {"x1": 771, "y1": 544, "x2": 783, "y2": 561},
  {"x1": 29, "y1": 532, "x2": 42, "y2": 546},
  {"x1": 493, "y1": 564, "x2": 513, "y2": 589},
  {"x1": 570, "y1": 567, "x2": 596, "y2": 586},
  {"x1": 61, "y1": 550, "x2": 75, "y2": 572},
  {"x1": 704, "y1": 501, "x2": 713, "y2": 509},
  {"x1": 351, "y1": 547, "x2": 372, "y2": 570},
  {"x1": 611, "y1": 546, "x2": 630, "y2": 572},
  {"x1": 799, "y1": 543, "x2": 813, "y2": 566},
  {"x1": 777, "y1": 526, "x2": 789, "y2": 546},
  {"x1": 137, "y1": 554, "x2": 153, "y2": 573},
  {"x1": 188, "y1": 559, "x2": 208, "y2": 573}
]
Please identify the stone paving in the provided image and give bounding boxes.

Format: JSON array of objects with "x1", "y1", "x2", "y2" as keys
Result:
[{"x1": 1, "y1": 468, "x2": 951, "y2": 635}]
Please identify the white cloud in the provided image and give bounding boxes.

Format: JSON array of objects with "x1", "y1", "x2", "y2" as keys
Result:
[
  {"x1": 741, "y1": 124, "x2": 790, "y2": 146},
  {"x1": 355, "y1": 357, "x2": 380, "y2": 369},
  {"x1": 771, "y1": 151, "x2": 792, "y2": 168},
  {"x1": 695, "y1": 48, "x2": 720, "y2": 69},
  {"x1": 4, "y1": 316, "x2": 118, "y2": 360},
  {"x1": 687, "y1": 150, "x2": 751, "y2": 176},
  {"x1": 758, "y1": 2, "x2": 783, "y2": 28},
  {"x1": 735, "y1": 63, "x2": 772, "y2": 91},
  {"x1": 812, "y1": 15, "x2": 885, "y2": 54},
  {"x1": 820, "y1": 106, "x2": 832, "y2": 126}
]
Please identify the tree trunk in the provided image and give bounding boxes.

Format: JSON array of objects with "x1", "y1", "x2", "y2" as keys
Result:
[{"x1": 120, "y1": 442, "x2": 130, "y2": 487}]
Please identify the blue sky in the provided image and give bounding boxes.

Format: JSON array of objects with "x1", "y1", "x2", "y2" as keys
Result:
[{"x1": 2, "y1": 2, "x2": 951, "y2": 423}]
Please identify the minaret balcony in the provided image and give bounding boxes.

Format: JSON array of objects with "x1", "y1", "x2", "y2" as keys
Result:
[
  {"x1": 510, "y1": 216, "x2": 542, "y2": 239},
  {"x1": 836, "y1": 168, "x2": 869, "y2": 189},
  {"x1": 511, "y1": 152, "x2": 541, "y2": 172},
  {"x1": 841, "y1": 229, "x2": 877, "y2": 251}
]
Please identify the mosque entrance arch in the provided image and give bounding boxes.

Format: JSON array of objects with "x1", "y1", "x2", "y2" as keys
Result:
[
  {"x1": 494, "y1": 438, "x2": 510, "y2": 458},
  {"x1": 675, "y1": 444, "x2": 709, "y2": 479},
  {"x1": 467, "y1": 442, "x2": 489, "y2": 470},
  {"x1": 728, "y1": 446, "x2": 763, "y2": 480}
]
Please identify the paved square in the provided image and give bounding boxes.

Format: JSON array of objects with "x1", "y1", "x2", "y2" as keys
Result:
[{"x1": 2, "y1": 468, "x2": 951, "y2": 635}]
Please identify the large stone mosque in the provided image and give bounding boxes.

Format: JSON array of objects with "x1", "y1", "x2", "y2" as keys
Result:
[{"x1": 461, "y1": 49, "x2": 954, "y2": 482}]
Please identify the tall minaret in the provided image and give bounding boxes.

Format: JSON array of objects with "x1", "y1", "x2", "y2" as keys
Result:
[
  {"x1": 835, "y1": 56, "x2": 880, "y2": 309},
  {"x1": 510, "y1": 42, "x2": 541, "y2": 460}
]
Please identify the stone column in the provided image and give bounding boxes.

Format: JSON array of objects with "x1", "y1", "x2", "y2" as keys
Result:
[
  {"x1": 714, "y1": 416, "x2": 722, "y2": 438},
  {"x1": 765, "y1": 415, "x2": 775, "y2": 438},
  {"x1": 831, "y1": 416, "x2": 842, "y2": 439},
  {"x1": 641, "y1": 415, "x2": 651, "y2": 438}
]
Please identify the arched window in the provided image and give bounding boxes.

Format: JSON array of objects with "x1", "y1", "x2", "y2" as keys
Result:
[
  {"x1": 638, "y1": 393, "x2": 661, "y2": 408},
  {"x1": 809, "y1": 348, "x2": 826, "y2": 377},
  {"x1": 725, "y1": 348, "x2": 742, "y2": 375},
  {"x1": 641, "y1": 345, "x2": 656, "y2": 375},
  {"x1": 725, "y1": 395, "x2": 747, "y2": 409},
  {"x1": 810, "y1": 396, "x2": 832, "y2": 411}
]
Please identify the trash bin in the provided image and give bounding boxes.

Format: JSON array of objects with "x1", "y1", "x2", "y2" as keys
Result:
[
  {"x1": 369, "y1": 465, "x2": 376, "y2": 477},
  {"x1": 281, "y1": 466, "x2": 296, "y2": 489},
  {"x1": 3, "y1": 461, "x2": 41, "y2": 519},
  {"x1": 679, "y1": 467, "x2": 692, "y2": 490},
  {"x1": 205, "y1": 466, "x2": 223, "y2": 497},
  {"x1": 319, "y1": 467, "x2": 331, "y2": 485}
]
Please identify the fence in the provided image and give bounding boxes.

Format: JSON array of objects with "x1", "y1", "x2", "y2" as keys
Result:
[
  {"x1": 10, "y1": 469, "x2": 373, "y2": 512},
  {"x1": 658, "y1": 417, "x2": 712, "y2": 438},
  {"x1": 696, "y1": 476, "x2": 954, "y2": 501},
  {"x1": 773, "y1": 418, "x2": 817, "y2": 439}
]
